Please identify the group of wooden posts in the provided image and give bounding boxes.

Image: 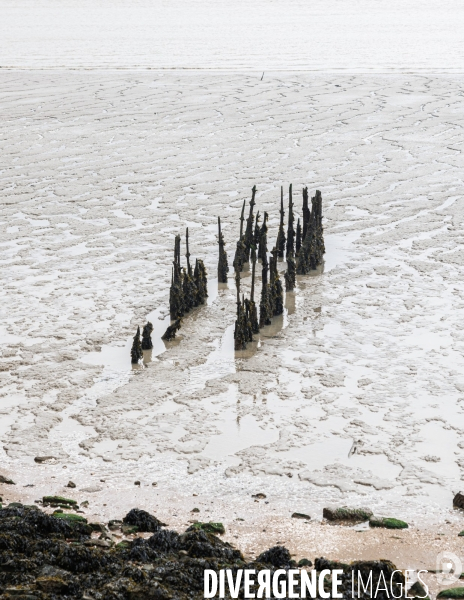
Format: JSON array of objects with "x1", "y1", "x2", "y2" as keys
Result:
[
  {"x1": 229, "y1": 185, "x2": 325, "y2": 350},
  {"x1": 130, "y1": 185, "x2": 324, "y2": 362},
  {"x1": 130, "y1": 229, "x2": 208, "y2": 363}
]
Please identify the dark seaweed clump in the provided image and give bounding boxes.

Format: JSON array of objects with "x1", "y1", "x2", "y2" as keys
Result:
[
  {"x1": 0, "y1": 504, "x2": 406, "y2": 599},
  {"x1": 0, "y1": 505, "x2": 248, "y2": 599},
  {"x1": 122, "y1": 508, "x2": 166, "y2": 533}
]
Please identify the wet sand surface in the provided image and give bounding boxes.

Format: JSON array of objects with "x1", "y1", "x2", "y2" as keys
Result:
[
  {"x1": 1, "y1": 0, "x2": 463, "y2": 72},
  {"x1": 1, "y1": 71, "x2": 464, "y2": 565}
]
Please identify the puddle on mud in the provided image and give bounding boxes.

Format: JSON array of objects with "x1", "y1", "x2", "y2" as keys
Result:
[
  {"x1": 82, "y1": 277, "x2": 220, "y2": 373},
  {"x1": 71, "y1": 232, "x2": 371, "y2": 474},
  {"x1": 189, "y1": 323, "x2": 236, "y2": 389},
  {"x1": 80, "y1": 232, "x2": 353, "y2": 374},
  {"x1": 203, "y1": 413, "x2": 280, "y2": 461}
]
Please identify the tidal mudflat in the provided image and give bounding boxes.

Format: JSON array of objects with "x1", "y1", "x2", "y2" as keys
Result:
[{"x1": 1, "y1": 71, "x2": 464, "y2": 566}]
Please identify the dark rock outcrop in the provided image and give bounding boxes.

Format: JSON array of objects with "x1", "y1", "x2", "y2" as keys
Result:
[{"x1": 122, "y1": 508, "x2": 166, "y2": 533}]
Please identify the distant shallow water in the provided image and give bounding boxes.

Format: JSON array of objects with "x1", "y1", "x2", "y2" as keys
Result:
[{"x1": 0, "y1": 0, "x2": 463, "y2": 72}]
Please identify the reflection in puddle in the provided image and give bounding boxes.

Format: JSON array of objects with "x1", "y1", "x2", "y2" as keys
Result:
[
  {"x1": 412, "y1": 421, "x2": 460, "y2": 480},
  {"x1": 80, "y1": 232, "x2": 353, "y2": 373},
  {"x1": 286, "y1": 291, "x2": 296, "y2": 315},
  {"x1": 82, "y1": 278, "x2": 219, "y2": 373},
  {"x1": 203, "y1": 413, "x2": 280, "y2": 460},
  {"x1": 81, "y1": 304, "x2": 170, "y2": 373},
  {"x1": 189, "y1": 324, "x2": 235, "y2": 389}
]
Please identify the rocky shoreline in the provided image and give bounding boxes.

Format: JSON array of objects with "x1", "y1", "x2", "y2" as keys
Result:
[
  {"x1": 0, "y1": 500, "x2": 427, "y2": 600},
  {"x1": 2, "y1": 492, "x2": 464, "y2": 599}
]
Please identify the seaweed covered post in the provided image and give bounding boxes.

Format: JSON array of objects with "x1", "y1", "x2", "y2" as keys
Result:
[
  {"x1": 239, "y1": 198, "x2": 246, "y2": 241},
  {"x1": 183, "y1": 228, "x2": 198, "y2": 311},
  {"x1": 285, "y1": 252, "x2": 296, "y2": 291},
  {"x1": 169, "y1": 235, "x2": 185, "y2": 319},
  {"x1": 194, "y1": 258, "x2": 208, "y2": 305},
  {"x1": 249, "y1": 245, "x2": 260, "y2": 334},
  {"x1": 302, "y1": 186, "x2": 310, "y2": 240},
  {"x1": 233, "y1": 261, "x2": 247, "y2": 350},
  {"x1": 233, "y1": 200, "x2": 247, "y2": 272},
  {"x1": 243, "y1": 297, "x2": 254, "y2": 343},
  {"x1": 243, "y1": 185, "x2": 257, "y2": 262},
  {"x1": 296, "y1": 219, "x2": 312, "y2": 275},
  {"x1": 276, "y1": 186, "x2": 286, "y2": 258},
  {"x1": 253, "y1": 211, "x2": 261, "y2": 251},
  {"x1": 314, "y1": 189, "x2": 326, "y2": 259},
  {"x1": 284, "y1": 188, "x2": 297, "y2": 290},
  {"x1": 185, "y1": 227, "x2": 192, "y2": 277},
  {"x1": 233, "y1": 238, "x2": 247, "y2": 273},
  {"x1": 286, "y1": 183, "x2": 295, "y2": 259},
  {"x1": 217, "y1": 216, "x2": 229, "y2": 283},
  {"x1": 297, "y1": 189, "x2": 325, "y2": 274},
  {"x1": 258, "y1": 212, "x2": 268, "y2": 263},
  {"x1": 296, "y1": 218, "x2": 302, "y2": 256},
  {"x1": 259, "y1": 252, "x2": 272, "y2": 328},
  {"x1": 130, "y1": 326, "x2": 143, "y2": 364},
  {"x1": 269, "y1": 247, "x2": 284, "y2": 316},
  {"x1": 162, "y1": 318, "x2": 182, "y2": 341},
  {"x1": 141, "y1": 322, "x2": 154, "y2": 350},
  {"x1": 309, "y1": 189, "x2": 325, "y2": 268},
  {"x1": 296, "y1": 201, "x2": 314, "y2": 275}
]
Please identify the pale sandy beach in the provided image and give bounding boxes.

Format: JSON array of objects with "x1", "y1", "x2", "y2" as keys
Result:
[{"x1": 1, "y1": 0, "x2": 464, "y2": 577}]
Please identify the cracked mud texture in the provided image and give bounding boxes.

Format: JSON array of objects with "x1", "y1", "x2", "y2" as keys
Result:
[{"x1": 1, "y1": 72, "x2": 464, "y2": 530}]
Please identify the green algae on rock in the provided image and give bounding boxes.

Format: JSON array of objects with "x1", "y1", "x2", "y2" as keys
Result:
[
  {"x1": 52, "y1": 513, "x2": 88, "y2": 524},
  {"x1": 187, "y1": 521, "x2": 225, "y2": 535},
  {"x1": 369, "y1": 517, "x2": 408, "y2": 529},
  {"x1": 43, "y1": 496, "x2": 78, "y2": 508},
  {"x1": 438, "y1": 589, "x2": 464, "y2": 599}
]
